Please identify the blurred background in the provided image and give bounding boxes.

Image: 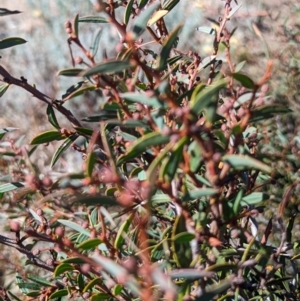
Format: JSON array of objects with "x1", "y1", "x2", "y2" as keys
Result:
[{"x1": 0, "y1": 0, "x2": 300, "y2": 238}]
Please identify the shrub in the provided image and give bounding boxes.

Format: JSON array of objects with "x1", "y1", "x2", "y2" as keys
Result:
[{"x1": 0, "y1": 1, "x2": 298, "y2": 300}]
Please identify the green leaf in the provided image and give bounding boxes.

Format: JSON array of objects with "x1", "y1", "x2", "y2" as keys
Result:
[
  {"x1": 91, "y1": 28, "x2": 102, "y2": 57},
  {"x1": 27, "y1": 275, "x2": 54, "y2": 287},
  {"x1": 51, "y1": 135, "x2": 78, "y2": 168},
  {"x1": 172, "y1": 215, "x2": 193, "y2": 268},
  {"x1": 147, "y1": 10, "x2": 169, "y2": 26},
  {"x1": 233, "y1": 188, "x2": 244, "y2": 214},
  {"x1": 77, "y1": 273, "x2": 85, "y2": 291},
  {"x1": 0, "y1": 37, "x2": 26, "y2": 49},
  {"x1": 58, "y1": 219, "x2": 90, "y2": 236},
  {"x1": 0, "y1": 182, "x2": 24, "y2": 193},
  {"x1": 91, "y1": 293, "x2": 111, "y2": 301},
  {"x1": 83, "y1": 277, "x2": 103, "y2": 292},
  {"x1": 162, "y1": 0, "x2": 180, "y2": 10},
  {"x1": 120, "y1": 92, "x2": 165, "y2": 108},
  {"x1": 0, "y1": 83, "x2": 10, "y2": 97},
  {"x1": 117, "y1": 132, "x2": 170, "y2": 165},
  {"x1": 160, "y1": 136, "x2": 188, "y2": 182},
  {"x1": 124, "y1": 0, "x2": 135, "y2": 25},
  {"x1": 0, "y1": 8, "x2": 21, "y2": 16},
  {"x1": 182, "y1": 188, "x2": 218, "y2": 202},
  {"x1": 114, "y1": 212, "x2": 134, "y2": 249},
  {"x1": 286, "y1": 214, "x2": 296, "y2": 243},
  {"x1": 46, "y1": 105, "x2": 60, "y2": 129},
  {"x1": 196, "y1": 26, "x2": 216, "y2": 35},
  {"x1": 30, "y1": 130, "x2": 64, "y2": 145},
  {"x1": 57, "y1": 68, "x2": 84, "y2": 77},
  {"x1": 25, "y1": 291, "x2": 42, "y2": 297},
  {"x1": 195, "y1": 278, "x2": 232, "y2": 301},
  {"x1": 86, "y1": 152, "x2": 96, "y2": 178},
  {"x1": 222, "y1": 154, "x2": 272, "y2": 173},
  {"x1": 79, "y1": 16, "x2": 108, "y2": 23},
  {"x1": 16, "y1": 283, "x2": 41, "y2": 291},
  {"x1": 113, "y1": 284, "x2": 123, "y2": 296},
  {"x1": 249, "y1": 105, "x2": 291, "y2": 123},
  {"x1": 62, "y1": 85, "x2": 96, "y2": 101},
  {"x1": 241, "y1": 192, "x2": 269, "y2": 205},
  {"x1": 138, "y1": 0, "x2": 149, "y2": 9},
  {"x1": 169, "y1": 269, "x2": 215, "y2": 280},
  {"x1": 73, "y1": 13, "x2": 79, "y2": 37},
  {"x1": 232, "y1": 73, "x2": 255, "y2": 89},
  {"x1": 54, "y1": 263, "x2": 74, "y2": 277},
  {"x1": 49, "y1": 289, "x2": 68, "y2": 299},
  {"x1": 157, "y1": 24, "x2": 182, "y2": 71},
  {"x1": 74, "y1": 126, "x2": 93, "y2": 136},
  {"x1": 61, "y1": 257, "x2": 87, "y2": 264},
  {"x1": 0, "y1": 127, "x2": 17, "y2": 140},
  {"x1": 206, "y1": 263, "x2": 238, "y2": 273},
  {"x1": 77, "y1": 238, "x2": 102, "y2": 250},
  {"x1": 132, "y1": 2, "x2": 160, "y2": 36},
  {"x1": 82, "y1": 110, "x2": 118, "y2": 122},
  {"x1": 29, "y1": 208, "x2": 43, "y2": 223},
  {"x1": 81, "y1": 60, "x2": 132, "y2": 77},
  {"x1": 191, "y1": 79, "x2": 227, "y2": 115},
  {"x1": 173, "y1": 232, "x2": 195, "y2": 243},
  {"x1": 235, "y1": 60, "x2": 246, "y2": 72},
  {"x1": 147, "y1": 142, "x2": 174, "y2": 182}
]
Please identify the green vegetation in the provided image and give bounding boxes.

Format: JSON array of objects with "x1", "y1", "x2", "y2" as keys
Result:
[{"x1": 0, "y1": 1, "x2": 300, "y2": 300}]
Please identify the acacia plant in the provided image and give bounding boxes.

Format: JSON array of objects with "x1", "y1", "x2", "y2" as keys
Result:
[{"x1": 0, "y1": 1, "x2": 297, "y2": 301}]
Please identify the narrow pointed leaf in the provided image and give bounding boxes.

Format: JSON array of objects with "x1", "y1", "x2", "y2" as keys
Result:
[
  {"x1": 0, "y1": 8, "x2": 21, "y2": 16},
  {"x1": 147, "y1": 10, "x2": 169, "y2": 26},
  {"x1": 86, "y1": 152, "x2": 96, "y2": 178},
  {"x1": 120, "y1": 92, "x2": 165, "y2": 108},
  {"x1": 222, "y1": 154, "x2": 272, "y2": 173},
  {"x1": 91, "y1": 28, "x2": 102, "y2": 57},
  {"x1": 73, "y1": 13, "x2": 79, "y2": 37},
  {"x1": 30, "y1": 130, "x2": 64, "y2": 145},
  {"x1": 58, "y1": 219, "x2": 90, "y2": 236},
  {"x1": 51, "y1": 135, "x2": 78, "y2": 168},
  {"x1": 79, "y1": 16, "x2": 108, "y2": 23},
  {"x1": 49, "y1": 289, "x2": 68, "y2": 299},
  {"x1": 0, "y1": 182, "x2": 24, "y2": 193},
  {"x1": 77, "y1": 238, "x2": 102, "y2": 250},
  {"x1": 0, "y1": 127, "x2": 17, "y2": 140},
  {"x1": 191, "y1": 79, "x2": 227, "y2": 115},
  {"x1": 117, "y1": 132, "x2": 170, "y2": 165},
  {"x1": 81, "y1": 60, "x2": 131, "y2": 77},
  {"x1": 83, "y1": 278, "x2": 103, "y2": 292},
  {"x1": 132, "y1": 2, "x2": 160, "y2": 36},
  {"x1": 57, "y1": 68, "x2": 84, "y2": 77},
  {"x1": 0, "y1": 37, "x2": 26, "y2": 49},
  {"x1": 47, "y1": 105, "x2": 60, "y2": 129},
  {"x1": 160, "y1": 136, "x2": 188, "y2": 182},
  {"x1": 232, "y1": 72, "x2": 255, "y2": 89},
  {"x1": 196, "y1": 26, "x2": 216, "y2": 35},
  {"x1": 0, "y1": 83, "x2": 10, "y2": 97},
  {"x1": 114, "y1": 212, "x2": 134, "y2": 249},
  {"x1": 249, "y1": 105, "x2": 291, "y2": 123},
  {"x1": 124, "y1": 0, "x2": 135, "y2": 25},
  {"x1": 172, "y1": 215, "x2": 193, "y2": 268},
  {"x1": 157, "y1": 24, "x2": 182, "y2": 71}
]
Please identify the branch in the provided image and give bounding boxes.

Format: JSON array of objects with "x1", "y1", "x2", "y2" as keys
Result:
[
  {"x1": 0, "y1": 233, "x2": 54, "y2": 272},
  {"x1": 0, "y1": 65, "x2": 82, "y2": 128}
]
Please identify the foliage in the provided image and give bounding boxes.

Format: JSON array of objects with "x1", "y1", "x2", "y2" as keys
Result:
[{"x1": 0, "y1": 1, "x2": 299, "y2": 301}]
